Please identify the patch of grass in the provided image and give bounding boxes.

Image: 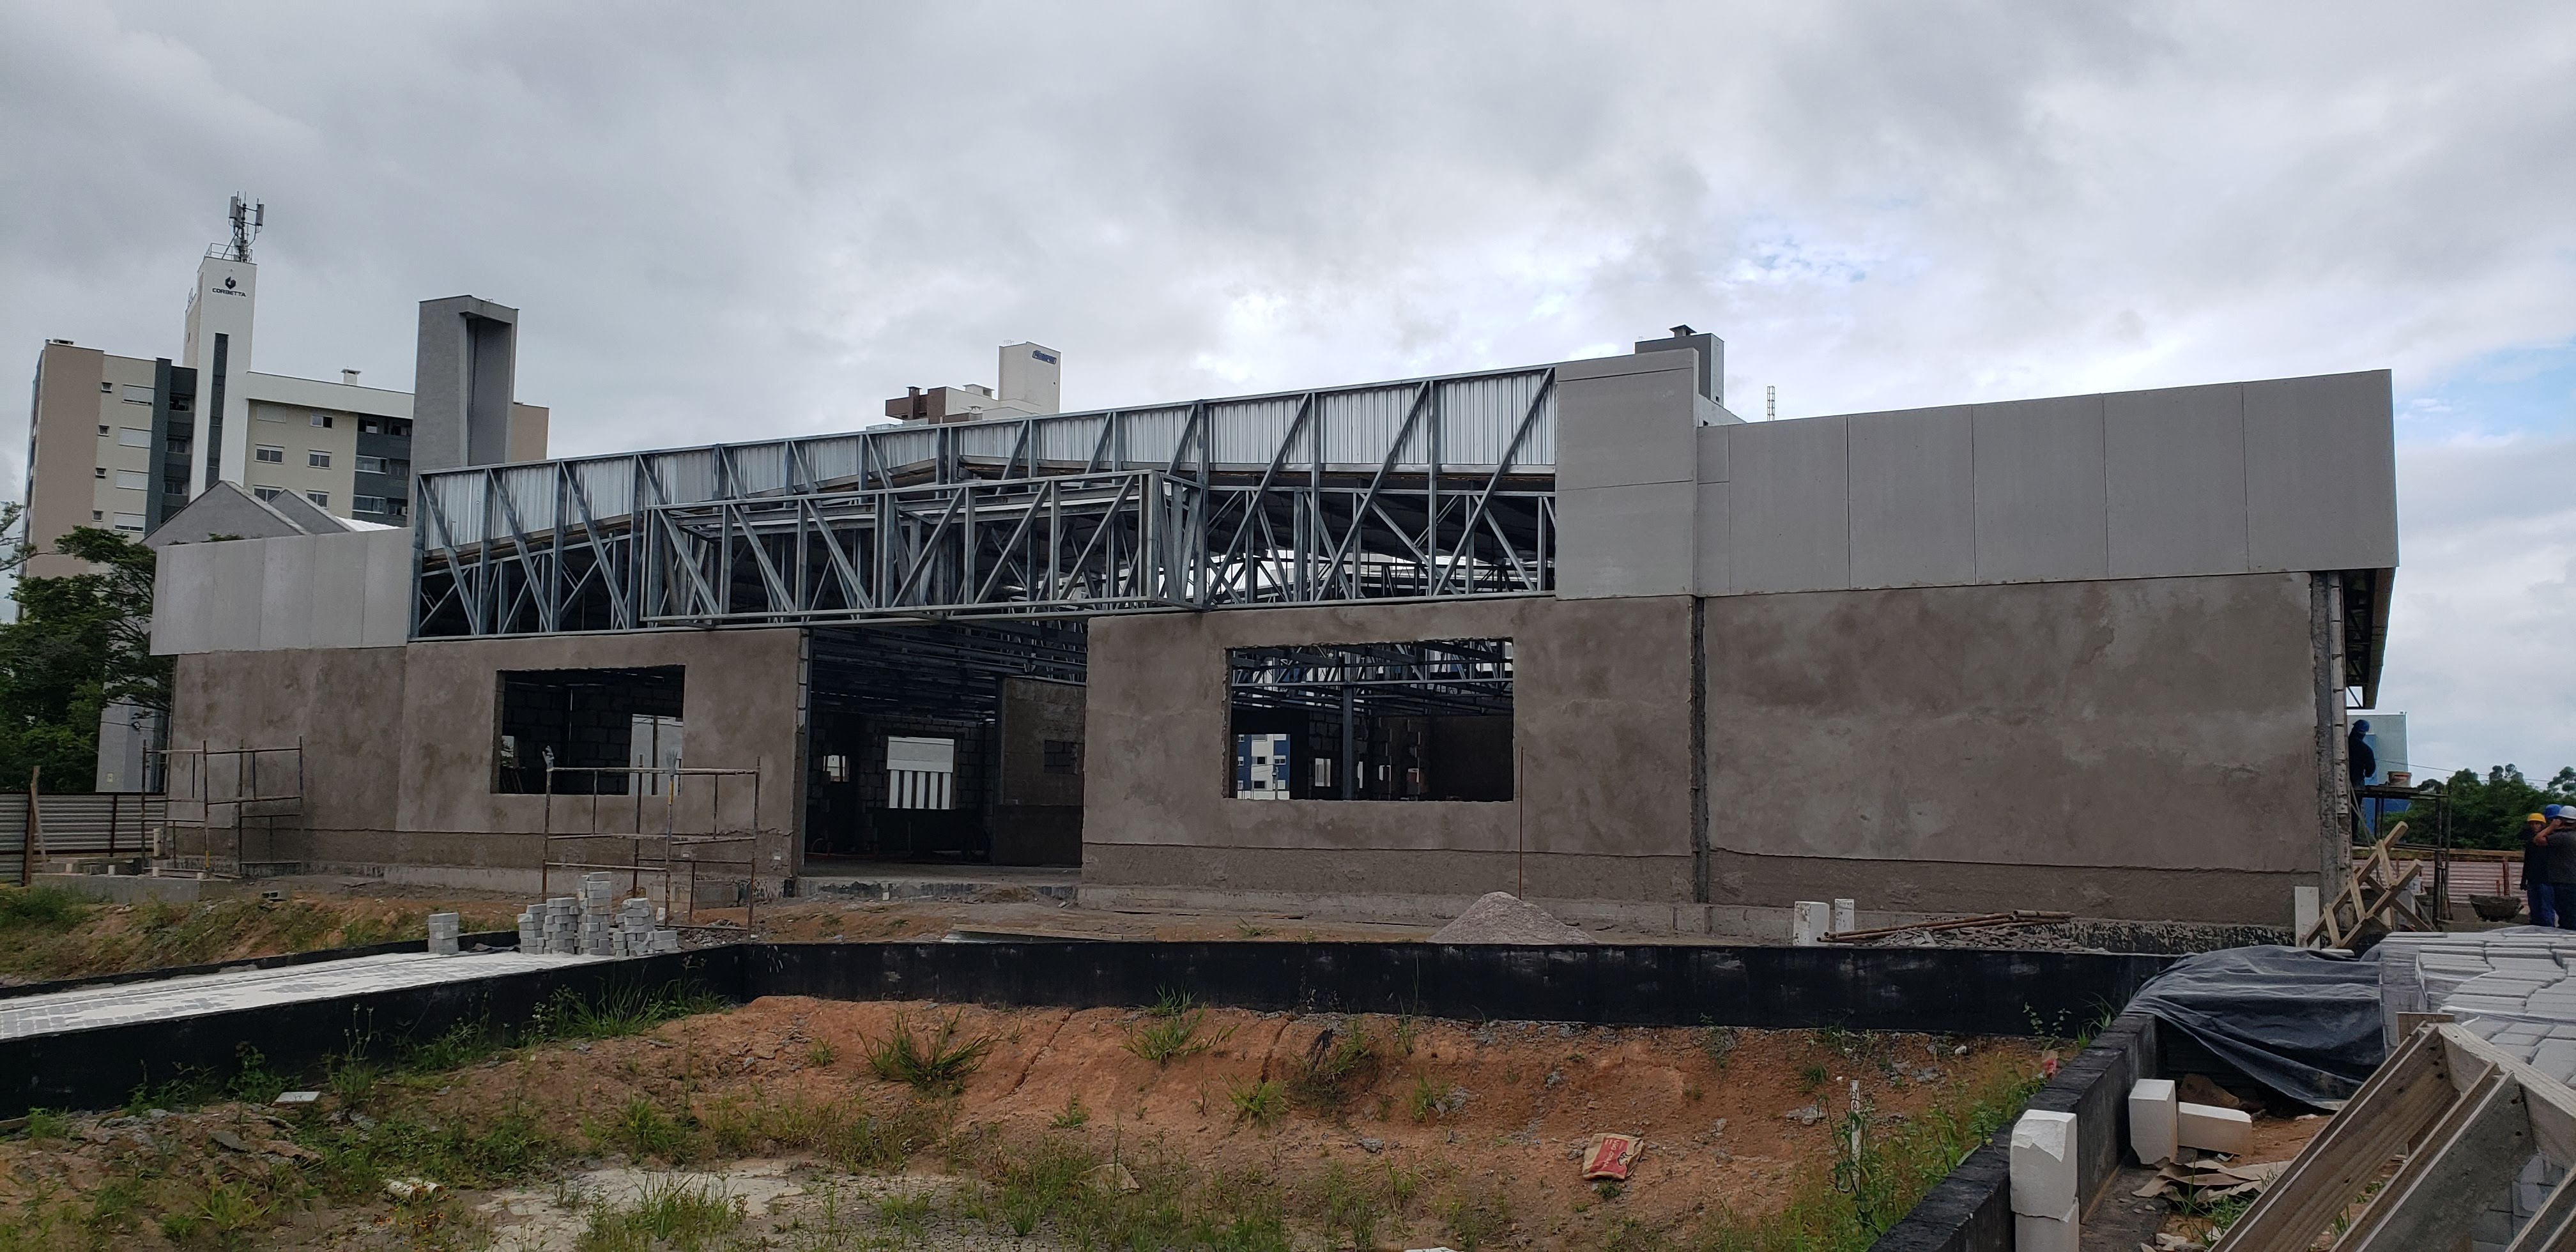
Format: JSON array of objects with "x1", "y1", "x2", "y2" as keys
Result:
[
  {"x1": 1317, "y1": 1162, "x2": 1380, "y2": 1248},
  {"x1": 949, "y1": 1132, "x2": 1292, "y2": 1250},
  {"x1": 1052, "y1": 1094, "x2": 1091, "y2": 1129},
  {"x1": 578, "y1": 1176, "x2": 741, "y2": 1252},
  {"x1": 1287, "y1": 1021, "x2": 1384, "y2": 1111},
  {"x1": 804, "y1": 1040, "x2": 837, "y2": 1067},
  {"x1": 1229, "y1": 1078, "x2": 1287, "y2": 1128},
  {"x1": 0, "y1": 885, "x2": 91, "y2": 931},
  {"x1": 1679, "y1": 1067, "x2": 2045, "y2": 1251},
  {"x1": 1797, "y1": 1062, "x2": 1831, "y2": 1094},
  {"x1": 1128, "y1": 1006, "x2": 1222, "y2": 1065},
  {"x1": 1438, "y1": 1182, "x2": 1514, "y2": 1251},
  {"x1": 594, "y1": 1096, "x2": 697, "y2": 1164},
  {"x1": 1816, "y1": 1025, "x2": 1878, "y2": 1062},
  {"x1": 300, "y1": 1099, "x2": 564, "y2": 1194},
  {"x1": 15, "y1": 1107, "x2": 72, "y2": 1141},
  {"x1": 1404, "y1": 1073, "x2": 1446, "y2": 1122},
  {"x1": 1700, "y1": 1021, "x2": 1741, "y2": 1069},
  {"x1": 877, "y1": 1190, "x2": 933, "y2": 1236},
  {"x1": 532, "y1": 982, "x2": 727, "y2": 1042},
  {"x1": 866, "y1": 1010, "x2": 997, "y2": 1096},
  {"x1": 224, "y1": 1043, "x2": 289, "y2": 1104},
  {"x1": 695, "y1": 1090, "x2": 937, "y2": 1172}
]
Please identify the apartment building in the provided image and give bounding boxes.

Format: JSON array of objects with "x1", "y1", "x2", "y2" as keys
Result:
[{"x1": 20, "y1": 207, "x2": 545, "y2": 579}]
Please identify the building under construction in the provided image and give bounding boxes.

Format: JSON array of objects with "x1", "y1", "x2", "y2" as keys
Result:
[{"x1": 148, "y1": 330, "x2": 2398, "y2": 934}]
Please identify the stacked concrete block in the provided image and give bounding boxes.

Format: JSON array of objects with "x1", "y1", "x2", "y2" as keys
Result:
[
  {"x1": 425, "y1": 912, "x2": 460, "y2": 956},
  {"x1": 541, "y1": 896, "x2": 578, "y2": 954},
  {"x1": 2175, "y1": 1101, "x2": 2253, "y2": 1154},
  {"x1": 613, "y1": 897, "x2": 656, "y2": 957},
  {"x1": 579, "y1": 873, "x2": 614, "y2": 956},
  {"x1": 2128, "y1": 1078, "x2": 2177, "y2": 1165},
  {"x1": 2009, "y1": 1108, "x2": 2080, "y2": 1250},
  {"x1": 651, "y1": 929, "x2": 680, "y2": 954}
]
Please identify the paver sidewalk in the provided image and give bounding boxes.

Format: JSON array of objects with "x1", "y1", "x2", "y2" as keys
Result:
[{"x1": 0, "y1": 950, "x2": 589, "y2": 1042}]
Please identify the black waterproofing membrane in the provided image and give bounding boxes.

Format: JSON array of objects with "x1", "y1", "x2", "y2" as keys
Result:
[{"x1": 2127, "y1": 944, "x2": 2386, "y2": 1108}]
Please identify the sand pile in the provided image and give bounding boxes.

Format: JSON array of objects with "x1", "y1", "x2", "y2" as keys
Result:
[{"x1": 1430, "y1": 892, "x2": 1595, "y2": 945}]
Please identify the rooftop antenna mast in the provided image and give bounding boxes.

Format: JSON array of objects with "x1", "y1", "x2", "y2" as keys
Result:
[{"x1": 226, "y1": 196, "x2": 264, "y2": 263}]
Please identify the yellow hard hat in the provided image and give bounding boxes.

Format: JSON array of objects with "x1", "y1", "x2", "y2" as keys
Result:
[{"x1": 2531, "y1": 813, "x2": 2550, "y2": 823}]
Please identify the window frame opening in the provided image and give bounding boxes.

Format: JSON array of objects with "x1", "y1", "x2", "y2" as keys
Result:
[{"x1": 1225, "y1": 637, "x2": 1515, "y2": 802}]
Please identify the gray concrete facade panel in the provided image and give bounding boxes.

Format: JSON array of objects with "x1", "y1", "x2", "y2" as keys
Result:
[
  {"x1": 310, "y1": 535, "x2": 367, "y2": 648},
  {"x1": 1846, "y1": 405, "x2": 1977, "y2": 588},
  {"x1": 1724, "y1": 415, "x2": 1851, "y2": 594},
  {"x1": 1694, "y1": 424, "x2": 1727, "y2": 484},
  {"x1": 2243, "y1": 370, "x2": 2398, "y2": 572},
  {"x1": 1971, "y1": 394, "x2": 2110, "y2": 582},
  {"x1": 2104, "y1": 383, "x2": 2251, "y2": 578},
  {"x1": 257, "y1": 536, "x2": 316, "y2": 652},
  {"x1": 1693, "y1": 482, "x2": 1729, "y2": 595},
  {"x1": 1552, "y1": 481, "x2": 1696, "y2": 599},
  {"x1": 1552, "y1": 353, "x2": 1698, "y2": 492}
]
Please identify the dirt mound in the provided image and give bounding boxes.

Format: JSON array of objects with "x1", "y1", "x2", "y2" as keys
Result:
[{"x1": 1431, "y1": 892, "x2": 1594, "y2": 945}]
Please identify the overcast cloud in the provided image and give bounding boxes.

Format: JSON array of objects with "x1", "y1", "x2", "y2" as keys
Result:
[{"x1": 3, "y1": 2, "x2": 2570, "y2": 775}]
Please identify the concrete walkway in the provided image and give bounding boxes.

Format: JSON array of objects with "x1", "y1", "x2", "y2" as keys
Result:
[{"x1": 0, "y1": 950, "x2": 588, "y2": 1042}]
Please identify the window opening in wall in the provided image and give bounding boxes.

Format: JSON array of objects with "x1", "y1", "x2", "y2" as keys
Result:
[
  {"x1": 307, "y1": 450, "x2": 331, "y2": 468},
  {"x1": 1043, "y1": 738, "x2": 1081, "y2": 774},
  {"x1": 117, "y1": 428, "x2": 150, "y2": 447},
  {"x1": 252, "y1": 487, "x2": 282, "y2": 502},
  {"x1": 93, "y1": 467, "x2": 105, "y2": 478},
  {"x1": 255, "y1": 445, "x2": 284, "y2": 463},
  {"x1": 111, "y1": 513, "x2": 144, "y2": 533},
  {"x1": 1226, "y1": 637, "x2": 1514, "y2": 801},
  {"x1": 887, "y1": 736, "x2": 956, "y2": 810},
  {"x1": 310, "y1": 413, "x2": 334, "y2": 428},
  {"x1": 354, "y1": 494, "x2": 388, "y2": 514},
  {"x1": 493, "y1": 666, "x2": 685, "y2": 795},
  {"x1": 823, "y1": 754, "x2": 850, "y2": 784},
  {"x1": 305, "y1": 490, "x2": 329, "y2": 508},
  {"x1": 120, "y1": 385, "x2": 153, "y2": 404},
  {"x1": 356, "y1": 454, "x2": 387, "y2": 474}
]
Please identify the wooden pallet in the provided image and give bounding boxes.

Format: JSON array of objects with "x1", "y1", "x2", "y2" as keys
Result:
[{"x1": 2212, "y1": 1021, "x2": 2576, "y2": 1252}]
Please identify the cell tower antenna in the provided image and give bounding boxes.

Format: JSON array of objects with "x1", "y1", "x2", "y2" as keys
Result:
[
  {"x1": 1765, "y1": 385, "x2": 1777, "y2": 420},
  {"x1": 225, "y1": 196, "x2": 264, "y2": 263}
]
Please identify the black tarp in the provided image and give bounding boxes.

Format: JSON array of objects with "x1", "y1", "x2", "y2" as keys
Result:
[{"x1": 2126, "y1": 944, "x2": 2386, "y2": 1108}]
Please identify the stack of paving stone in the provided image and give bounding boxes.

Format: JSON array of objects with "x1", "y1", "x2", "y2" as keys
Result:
[
  {"x1": 613, "y1": 897, "x2": 653, "y2": 956},
  {"x1": 426, "y1": 912, "x2": 460, "y2": 956},
  {"x1": 579, "y1": 873, "x2": 615, "y2": 956},
  {"x1": 539, "y1": 897, "x2": 579, "y2": 954},
  {"x1": 515, "y1": 906, "x2": 541, "y2": 952}
]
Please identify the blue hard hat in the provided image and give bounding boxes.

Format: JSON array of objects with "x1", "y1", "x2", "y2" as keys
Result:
[{"x1": 2550, "y1": 804, "x2": 2568, "y2": 821}]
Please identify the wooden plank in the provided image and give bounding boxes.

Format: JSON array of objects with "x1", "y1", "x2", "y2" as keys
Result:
[
  {"x1": 2504, "y1": 1172, "x2": 2576, "y2": 1252},
  {"x1": 2341, "y1": 1074, "x2": 2531, "y2": 1252},
  {"x1": 2214, "y1": 1028, "x2": 2458, "y2": 1252}
]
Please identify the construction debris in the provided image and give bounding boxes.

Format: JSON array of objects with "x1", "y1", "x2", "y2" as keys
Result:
[
  {"x1": 1822, "y1": 909, "x2": 2074, "y2": 944},
  {"x1": 2301, "y1": 823, "x2": 2432, "y2": 949},
  {"x1": 1579, "y1": 1132, "x2": 1642, "y2": 1180},
  {"x1": 1430, "y1": 892, "x2": 1593, "y2": 945}
]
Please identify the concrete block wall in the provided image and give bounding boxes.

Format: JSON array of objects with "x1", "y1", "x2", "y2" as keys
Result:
[{"x1": 153, "y1": 528, "x2": 412, "y2": 655}]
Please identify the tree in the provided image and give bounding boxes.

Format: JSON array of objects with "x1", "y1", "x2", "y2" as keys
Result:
[
  {"x1": 2383, "y1": 765, "x2": 2576, "y2": 851},
  {"x1": 0, "y1": 524, "x2": 167, "y2": 791}
]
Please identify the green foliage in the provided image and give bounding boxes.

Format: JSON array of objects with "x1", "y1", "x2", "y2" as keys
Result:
[
  {"x1": 0, "y1": 885, "x2": 91, "y2": 932},
  {"x1": 1797, "y1": 1063, "x2": 1830, "y2": 1094},
  {"x1": 577, "y1": 1176, "x2": 742, "y2": 1252},
  {"x1": 15, "y1": 1107, "x2": 72, "y2": 1141},
  {"x1": 1128, "y1": 1006, "x2": 1221, "y2": 1065},
  {"x1": 1050, "y1": 1093, "x2": 1090, "y2": 1128},
  {"x1": 2389, "y1": 765, "x2": 2576, "y2": 850},
  {"x1": 301, "y1": 1100, "x2": 562, "y2": 1194},
  {"x1": 1228, "y1": 1078, "x2": 1287, "y2": 1128},
  {"x1": 593, "y1": 1097, "x2": 696, "y2": 1163},
  {"x1": 530, "y1": 981, "x2": 727, "y2": 1042},
  {"x1": 1287, "y1": 1021, "x2": 1384, "y2": 1111},
  {"x1": 866, "y1": 1010, "x2": 997, "y2": 1096},
  {"x1": 950, "y1": 1133, "x2": 1292, "y2": 1250},
  {"x1": 0, "y1": 524, "x2": 167, "y2": 791}
]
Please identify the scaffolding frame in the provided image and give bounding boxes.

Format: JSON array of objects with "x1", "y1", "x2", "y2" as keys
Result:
[
  {"x1": 539, "y1": 765, "x2": 764, "y2": 929},
  {"x1": 155, "y1": 739, "x2": 305, "y2": 876}
]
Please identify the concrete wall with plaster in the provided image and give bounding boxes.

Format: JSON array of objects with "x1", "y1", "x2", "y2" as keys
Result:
[
  {"x1": 1702, "y1": 571, "x2": 2328, "y2": 925},
  {"x1": 1082, "y1": 595, "x2": 1698, "y2": 909},
  {"x1": 166, "y1": 629, "x2": 805, "y2": 884}
]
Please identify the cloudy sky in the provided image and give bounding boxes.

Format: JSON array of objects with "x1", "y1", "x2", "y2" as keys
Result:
[{"x1": 4, "y1": 2, "x2": 2571, "y2": 777}]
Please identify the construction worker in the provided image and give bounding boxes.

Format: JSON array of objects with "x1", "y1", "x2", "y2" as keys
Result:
[{"x1": 2526, "y1": 813, "x2": 2559, "y2": 927}]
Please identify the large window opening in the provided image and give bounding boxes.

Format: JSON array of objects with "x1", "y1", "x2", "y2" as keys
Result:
[
  {"x1": 1227, "y1": 638, "x2": 1514, "y2": 802},
  {"x1": 494, "y1": 666, "x2": 685, "y2": 795},
  {"x1": 803, "y1": 622, "x2": 1087, "y2": 867}
]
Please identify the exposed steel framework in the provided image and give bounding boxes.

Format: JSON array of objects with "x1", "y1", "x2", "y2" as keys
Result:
[{"x1": 413, "y1": 365, "x2": 1560, "y2": 636}]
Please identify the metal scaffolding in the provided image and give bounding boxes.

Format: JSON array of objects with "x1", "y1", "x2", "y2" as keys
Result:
[{"x1": 413, "y1": 365, "x2": 1560, "y2": 636}]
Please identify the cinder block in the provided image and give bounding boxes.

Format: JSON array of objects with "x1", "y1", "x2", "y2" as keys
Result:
[
  {"x1": 1832, "y1": 899, "x2": 1856, "y2": 933},
  {"x1": 2177, "y1": 1102, "x2": 2253, "y2": 1155},
  {"x1": 1792, "y1": 901, "x2": 1831, "y2": 946},
  {"x1": 2129, "y1": 1078, "x2": 2178, "y2": 1164},
  {"x1": 2013, "y1": 1203, "x2": 2080, "y2": 1252},
  {"x1": 2010, "y1": 1109, "x2": 2079, "y2": 1217}
]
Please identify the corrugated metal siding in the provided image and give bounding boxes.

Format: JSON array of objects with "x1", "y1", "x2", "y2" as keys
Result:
[
  {"x1": 494, "y1": 464, "x2": 557, "y2": 533},
  {"x1": 415, "y1": 365, "x2": 1558, "y2": 530},
  {"x1": 0, "y1": 795, "x2": 168, "y2": 880}
]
